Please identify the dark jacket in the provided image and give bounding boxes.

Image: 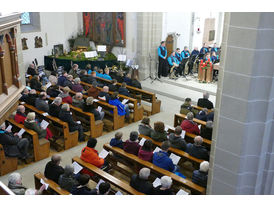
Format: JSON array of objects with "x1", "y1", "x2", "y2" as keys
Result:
[
  {"x1": 35, "y1": 98, "x2": 49, "y2": 112},
  {"x1": 72, "y1": 84, "x2": 83, "y2": 93},
  {"x1": 98, "y1": 91, "x2": 110, "y2": 103},
  {"x1": 153, "y1": 186, "x2": 174, "y2": 195},
  {"x1": 150, "y1": 130, "x2": 168, "y2": 142},
  {"x1": 124, "y1": 77, "x2": 132, "y2": 86},
  {"x1": 200, "y1": 127, "x2": 212, "y2": 140},
  {"x1": 30, "y1": 78, "x2": 42, "y2": 92},
  {"x1": 195, "y1": 110, "x2": 208, "y2": 121},
  {"x1": 63, "y1": 80, "x2": 73, "y2": 89},
  {"x1": 24, "y1": 120, "x2": 47, "y2": 139},
  {"x1": 57, "y1": 75, "x2": 67, "y2": 87},
  {"x1": 44, "y1": 160, "x2": 64, "y2": 183},
  {"x1": 80, "y1": 75, "x2": 95, "y2": 84},
  {"x1": 58, "y1": 110, "x2": 79, "y2": 132},
  {"x1": 138, "y1": 124, "x2": 153, "y2": 137},
  {"x1": 168, "y1": 133, "x2": 187, "y2": 151},
  {"x1": 197, "y1": 98, "x2": 214, "y2": 110},
  {"x1": 0, "y1": 130, "x2": 21, "y2": 157},
  {"x1": 192, "y1": 170, "x2": 208, "y2": 187},
  {"x1": 180, "y1": 120, "x2": 200, "y2": 135},
  {"x1": 8, "y1": 182, "x2": 27, "y2": 195},
  {"x1": 207, "y1": 111, "x2": 214, "y2": 121},
  {"x1": 82, "y1": 104, "x2": 101, "y2": 121},
  {"x1": 25, "y1": 94, "x2": 37, "y2": 106},
  {"x1": 19, "y1": 93, "x2": 28, "y2": 102},
  {"x1": 87, "y1": 86, "x2": 100, "y2": 98},
  {"x1": 180, "y1": 102, "x2": 198, "y2": 116},
  {"x1": 14, "y1": 112, "x2": 26, "y2": 124},
  {"x1": 153, "y1": 151, "x2": 175, "y2": 172},
  {"x1": 46, "y1": 87, "x2": 61, "y2": 97},
  {"x1": 110, "y1": 138, "x2": 124, "y2": 149},
  {"x1": 71, "y1": 186, "x2": 97, "y2": 195},
  {"x1": 186, "y1": 143, "x2": 209, "y2": 161},
  {"x1": 49, "y1": 103, "x2": 61, "y2": 117},
  {"x1": 72, "y1": 97, "x2": 84, "y2": 109},
  {"x1": 118, "y1": 87, "x2": 130, "y2": 97},
  {"x1": 108, "y1": 98, "x2": 126, "y2": 116},
  {"x1": 130, "y1": 174, "x2": 153, "y2": 195},
  {"x1": 27, "y1": 67, "x2": 38, "y2": 76},
  {"x1": 58, "y1": 174, "x2": 79, "y2": 192},
  {"x1": 123, "y1": 140, "x2": 141, "y2": 156},
  {"x1": 108, "y1": 84, "x2": 118, "y2": 92},
  {"x1": 138, "y1": 148, "x2": 153, "y2": 162},
  {"x1": 131, "y1": 79, "x2": 142, "y2": 89}
]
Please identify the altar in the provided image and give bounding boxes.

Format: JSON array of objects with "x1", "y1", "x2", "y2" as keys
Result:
[{"x1": 44, "y1": 56, "x2": 118, "y2": 72}]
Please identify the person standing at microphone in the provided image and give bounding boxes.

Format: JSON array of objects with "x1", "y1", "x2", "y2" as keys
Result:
[{"x1": 157, "y1": 41, "x2": 168, "y2": 78}]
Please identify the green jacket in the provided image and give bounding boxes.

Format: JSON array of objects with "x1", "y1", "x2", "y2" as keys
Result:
[
  {"x1": 180, "y1": 102, "x2": 198, "y2": 116},
  {"x1": 150, "y1": 130, "x2": 168, "y2": 142},
  {"x1": 24, "y1": 120, "x2": 47, "y2": 139},
  {"x1": 68, "y1": 68, "x2": 79, "y2": 79}
]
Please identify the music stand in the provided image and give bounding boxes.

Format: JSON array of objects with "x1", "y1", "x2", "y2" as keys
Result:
[
  {"x1": 144, "y1": 54, "x2": 154, "y2": 81},
  {"x1": 151, "y1": 61, "x2": 162, "y2": 83}
]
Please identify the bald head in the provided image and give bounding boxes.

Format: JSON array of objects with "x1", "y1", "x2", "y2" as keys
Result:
[
  {"x1": 51, "y1": 154, "x2": 61, "y2": 165},
  {"x1": 102, "y1": 86, "x2": 109, "y2": 93},
  {"x1": 75, "y1": 92, "x2": 83, "y2": 100},
  {"x1": 203, "y1": 92, "x2": 209, "y2": 99},
  {"x1": 194, "y1": 136, "x2": 203, "y2": 146},
  {"x1": 17, "y1": 105, "x2": 25, "y2": 114},
  {"x1": 23, "y1": 88, "x2": 29, "y2": 94}
]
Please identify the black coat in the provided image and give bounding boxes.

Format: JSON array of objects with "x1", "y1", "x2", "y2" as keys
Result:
[
  {"x1": 200, "y1": 127, "x2": 212, "y2": 140},
  {"x1": 186, "y1": 144, "x2": 209, "y2": 161},
  {"x1": 25, "y1": 94, "x2": 38, "y2": 106},
  {"x1": 197, "y1": 98, "x2": 214, "y2": 110},
  {"x1": 46, "y1": 87, "x2": 61, "y2": 97},
  {"x1": 27, "y1": 67, "x2": 38, "y2": 76},
  {"x1": 49, "y1": 103, "x2": 61, "y2": 117},
  {"x1": 63, "y1": 80, "x2": 73, "y2": 89},
  {"x1": 0, "y1": 130, "x2": 20, "y2": 157},
  {"x1": 108, "y1": 84, "x2": 118, "y2": 92},
  {"x1": 98, "y1": 91, "x2": 110, "y2": 103},
  {"x1": 30, "y1": 78, "x2": 42, "y2": 91},
  {"x1": 153, "y1": 186, "x2": 174, "y2": 195},
  {"x1": 130, "y1": 174, "x2": 153, "y2": 195},
  {"x1": 131, "y1": 79, "x2": 142, "y2": 89},
  {"x1": 168, "y1": 133, "x2": 187, "y2": 151},
  {"x1": 82, "y1": 104, "x2": 101, "y2": 121},
  {"x1": 44, "y1": 161, "x2": 64, "y2": 183},
  {"x1": 59, "y1": 110, "x2": 79, "y2": 132},
  {"x1": 118, "y1": 87, "x2": 130, "y2": 97},
  {"x1": 80, "y1": 75, "x2": 95, "y2": 84}
]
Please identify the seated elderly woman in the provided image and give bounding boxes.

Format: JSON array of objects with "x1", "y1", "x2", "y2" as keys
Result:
[
  {"x1": 83, "y1": 97, "x2": 104, "y2": 121},
  {"x1": 130, "y1": 168, "x2": 153, "y2": 195},
  {"x1": 72, "y1": 77, "x2": 84, "y2": 93},
  {"x1": 58, "y1": 164, "x2": 79, "y2": 192},
  {"x1": 138, "y1": 117, "x2": 153, "y2": 137},
  {"x1": 192, "y1": 161, "x2": 209, "y2": 187},
  {"x1": 58, "y1": 86, "x2": 72, "y2": 104},
  {"x1": 200, "y1": 120, "x2": 213, "y2": 140},
  {"x1": 180, "y1": 112, "x2": 200, "y2": 135},
  {"x1": 72, "y1": 92, "x2": 84, "y2": 109},
  {"x1": 186, "y1": 136, "x2": 209, "y2": 161},
  {"x1": 153, "y1": 176, "x2": 174, "y2": 195},
  {"x1": 46, "y1": 84, "x2": 61, "y2": 98},
  {"x1": 8, "y1": 172, "x2": 45, "y2": 195},
  {"x1": 24, "y1": 112, "x2": 53, "y2": 140},
  {"x1": 150, "y1": 121, "x2": 168, "y2": 142}
]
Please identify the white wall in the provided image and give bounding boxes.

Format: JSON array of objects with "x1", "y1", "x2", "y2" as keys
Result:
[
  {"x1": 162, "y1": 12, "x2": 192, "y2": 49},
  {"x1": 21, "y1": 12, "x2": 82, "y2": 69}
]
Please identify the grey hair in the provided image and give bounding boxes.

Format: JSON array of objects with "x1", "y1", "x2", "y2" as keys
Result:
[
  {"x1": 206, "y1": 121, "x2": 213, "y2": 129},
  {"x1": 186, "y1": 112, "x2": 194, "y2": 120},
  {"x1": 53, "y1": 97, "x2": 62, "y2": 105},
  {"x1": 61, "y1": 103, "x2": 69, "y2": 111},
  {"x1": 51, "y1": 154, "x2": 61, "y2": 164},
  {"x1": 200, "y1": 161, "x2": 209, "y2": 172},
  {"x1": 194, "y1": 136, "x2": 203, "y2": 146},
  {"x1": 75, "y1": 92, "x2": 83, "y2": 99},
  {"x1": 64, "y1": 164, "x2": 74, "y2": 176},
  {"x1": 30, "y1": 89, "x2": 36, "y2": 94},
  {"x1": 139, "y1": 168, "x2": 150, "y2": 180},
  {"x1": 74, "y1": 77, "x2": 81, "y2": 84},
  {"x1": 8, "y1": 173, "x2": 22, "y2": 185},
  {"x1": 203, "y1": 92, "x2": 209, "y2": 99},
  {"x1": 161, "y1": 176, "x2": 172, "y2": 189},
  {"x1": 202, "y1": 108, "x2": 208, "y2": 113}
]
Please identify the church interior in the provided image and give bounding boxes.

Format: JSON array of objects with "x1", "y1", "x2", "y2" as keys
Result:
[{"x1": 0, "y1": 7, "x2": 273, "y2": 198}]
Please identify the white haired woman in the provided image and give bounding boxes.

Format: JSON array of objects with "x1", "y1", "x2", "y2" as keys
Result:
[
  {"x1": 153, "y1": 176, "x2": 174, "y2": 195},
  {"x1": 192, "y1": 161, "x2": 209, "y2": 187}
]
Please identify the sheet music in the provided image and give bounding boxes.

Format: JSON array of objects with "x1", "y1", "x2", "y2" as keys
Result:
[
  {"x1": 93, "y1": 99, "x2": 99, "y2": 102},
  {"x1": 115, "y1": 191, "x2": 123, "y2": 195},
  {"x1": 45, "y1": 82, "x2": 52, "y2": 89},
  {"x1": 139, "y1": 138, "x2": 146, "y2": 146},
  {"x1": 153, "y1": 147, "x2": 161, "y2": 153},
  {"x1": 42, "y1": 113, "x2": 49, "y2": 116},
  {"x1": 5, "y1": 125, "x2": 12, "y2": 131},
  {"x1": 153, "y1": 178, "x2": 161, "y2": 188},
  {"x1": 72, "y1": 161, "x2": 83, "y2": 174},
  {"x1": 17, "y1": 128, "x2": 25, "y2": 136},
  {"x1": 97, "y1": 45, "x2": 106, "y2": 52},
  {"x1": 198, "y1": 124, "x2": 201, "y2": 130},
  {"x1": 40, "y1": 179, "x2": 49, "y2": 190},
  {"x1": 118, "y1": 55, "x2": 126, "y2": 62},
  {"x1": 176, "y1": 189, "x2": 189, "y2": 195},
  {"x1": 97, "y1": 106, "x2": 102, "y2": 112},
  {"x1": 98, "y1": 96, "x2": 106, "y2": 101},
  {"x1": 40, "y1": 120, "x2": 49, "y2": 130},
  {"x1": 76, "y1": 121, "x2": 81, "y2": 124},
  {"x1": 169, "y1": 153, "x2": 181, "y2": 165},
  {"x1": 181, "y1": 130, "x2": 186, "y2": 139},
  {"x1": 99, "y1": 149, "x2": 109, "y2": 159},
  {"x1": 122, "y1": 99, "x2": 129, "y2": 105},
  {"x1": 96, "y1": 179, "x2": 105, "y2": 189},
  {"x1": 165, "y1": 125, "x2": 175, "y2": 132}
]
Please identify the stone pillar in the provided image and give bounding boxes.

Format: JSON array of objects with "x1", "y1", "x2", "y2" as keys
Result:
[
  {"x1": 136, "y1": 12, "x2": 163, "y2": 80},
  {"x1": 208, "y1": 12, "x2": 274, "y2": 195}
]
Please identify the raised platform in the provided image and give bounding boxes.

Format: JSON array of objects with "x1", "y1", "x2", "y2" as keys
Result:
[{"x1": 140, "y1": 74, "x2": 217, "y2": 105}]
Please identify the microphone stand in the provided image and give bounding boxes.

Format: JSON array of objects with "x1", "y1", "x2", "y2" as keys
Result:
[
  {"x1": 144, "y1": 54, "x2": 154, "y2": 81},
  {"x1": 151, "y1": 60, "x2": 162, "y2": 83}
]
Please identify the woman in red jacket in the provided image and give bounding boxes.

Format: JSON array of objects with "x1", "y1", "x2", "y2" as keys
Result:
[
  {"x1": 180, "y1": 112, "x2": 200, "y2": 135},
  {"x1": 138, "y1": 139, "x2": 153, "y2": 162},
  {"x1": 58, "y1": 86, "x2": 72, "y2": 104}
]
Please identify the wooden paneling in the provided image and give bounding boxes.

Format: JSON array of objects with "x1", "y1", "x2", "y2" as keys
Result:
[{"x1": 3, "y1": 37, "x2": 13, "y2": 87}]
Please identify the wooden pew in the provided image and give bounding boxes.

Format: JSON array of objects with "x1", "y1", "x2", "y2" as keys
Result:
[
  {"x1": 34, "y1": 172, "x2": 70, "y2": 195},
  {"x1": 103, "y1": 144, "x2": 205, "y2": 195},
  {"x1": 95, "y1": 76, "x2": 161, "y2": 115},
  {"x1": 174, "y1": 113, "x2": 207, "y2": 127},
  {"x1": 138, "y1": 134, "x2": 203, "y2": 168},
  {"x1": 6, "y1": 117, "x2": 50, "y2": 162},
  {"x1": 80, "y1": 81, "x2": 144, "y2": 122},
  {"x1": 0, "y1": 144, "x2": 18, "y2": 176},
  {"x1": 0, "y1": 181, "x2": 15, "y2": 195},
  {"x1": 67, "y1": 88, "x2": 124, "y2": 130},
  {"x1": 192, "y1": 105, "x2": 213, "y2": 113},
  {"x1": 72, "y1": 156, "x2": 144, "y2": 195},
  {"x1": 22, "y1": 103, "x2": 78, "y2": 150}
]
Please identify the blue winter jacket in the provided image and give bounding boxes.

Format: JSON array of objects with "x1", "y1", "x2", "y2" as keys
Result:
[
  {"x1": 108, "y1": 98, "x2": 126, "y2": 116},
  {"x1": 153, "y1": 151, "x2": 175, "y2": 172}
]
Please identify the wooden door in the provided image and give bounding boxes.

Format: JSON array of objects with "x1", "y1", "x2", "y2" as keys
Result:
[{"x1": 165, "y1": 34, "x2": 174, "y2": 57}]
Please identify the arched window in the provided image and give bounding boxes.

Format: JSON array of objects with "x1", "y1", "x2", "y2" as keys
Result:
[
  {"x1": 20, "y1": 12, "x2": 40, "y2": 33},
  {"x1": 21, "y1": 12, "x2": 31, "y2": 25}
]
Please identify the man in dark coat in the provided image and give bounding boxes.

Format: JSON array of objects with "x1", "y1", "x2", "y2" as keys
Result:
[
  {"x1": 25, "y1": 89, "x2": 38, "y2": 106},
  {"x1": 44, "y1": 154, "x2": 64, "y2": 183},
  {"x1": 130, "y1": 168, "x2": 153, "y2": 195},
  {"x1": 0, "y1": 124, "x2": 29, "y2": 160},
  {"x1": 186, "y1": 136, "x2": 209, "y2": 161},
  {"x1": 35, "y1": 92, "x2": 49, "y2": 112},
  {"x1": 59, "y1": 103, "x2": 84, "y2": 141},
  {"x1": 98, "y1": 86, "x2": 110, "y2": 102},
  {"x1": 49, "y1": 97, "x2": 62, "y2": 117},
  {"x1": 168, "y1": 126, "x2": 187, "y2": 151},
  {"x1": 197, "y1": 92, "x2": 214, "y2": 110}
]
